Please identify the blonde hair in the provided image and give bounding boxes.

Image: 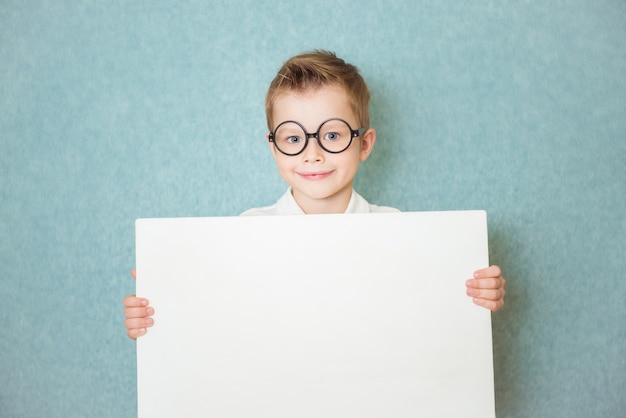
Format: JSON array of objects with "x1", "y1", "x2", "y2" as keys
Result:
[{"x1": 265, "y1": 50, "x2": 371, "y2": 131}]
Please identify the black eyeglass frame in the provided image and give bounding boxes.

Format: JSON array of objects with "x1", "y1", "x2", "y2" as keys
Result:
[{"x1": 268, "y1": 117, "x2": 366, "y2": 156}]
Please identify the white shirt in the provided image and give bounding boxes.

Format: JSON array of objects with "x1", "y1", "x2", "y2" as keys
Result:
[{"x1": 240, "y1": 188, "x2": 399, "y2": 216}]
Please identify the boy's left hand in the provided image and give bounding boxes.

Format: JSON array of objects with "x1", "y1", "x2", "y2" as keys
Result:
[{"x1": 466, "y1": 265, "x2": 506, "y2": 312}]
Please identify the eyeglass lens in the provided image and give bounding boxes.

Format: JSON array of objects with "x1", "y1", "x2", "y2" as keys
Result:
[{"x1": 273, "y1": 119, "x2": 354, "y2": 155}]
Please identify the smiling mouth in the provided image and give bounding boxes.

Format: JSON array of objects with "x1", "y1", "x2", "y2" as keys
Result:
[{"x1": 297, "y1": 171, "x2": 334, "y2": 180}]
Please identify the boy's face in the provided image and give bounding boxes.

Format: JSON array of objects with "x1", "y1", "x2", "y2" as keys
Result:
[{"x1": 267, "y1": 84, "x2": 376, "y2": 214}]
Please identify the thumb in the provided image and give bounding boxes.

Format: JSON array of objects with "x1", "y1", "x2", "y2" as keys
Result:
[{"x1": 131, "y1": 269, "x2": 137, "y2": 280}]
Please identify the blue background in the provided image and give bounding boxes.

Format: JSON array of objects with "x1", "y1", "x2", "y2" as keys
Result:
[{"x1": 1, "y1": 1, "x2": 624, "y2": 417}]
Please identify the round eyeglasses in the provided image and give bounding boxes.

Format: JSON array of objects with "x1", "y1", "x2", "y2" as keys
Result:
[{"x1": 268, "y1": 118, "x2": 366, "y2": 156}]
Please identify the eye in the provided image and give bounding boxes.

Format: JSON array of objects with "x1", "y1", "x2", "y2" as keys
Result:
[
  {"x1": 323, "y1": 132, "x2": 340, "y2": 141},
  {"x1": 285, "y1": 136, "x2": 303, "y2": 144}
]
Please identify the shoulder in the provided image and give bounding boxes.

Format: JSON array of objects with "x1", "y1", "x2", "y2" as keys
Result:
[
  {"x1": 240, "y1": 188, "x2": 304, "y2": 216},
  {"x1": 240, "y1": 205, "x2": 281, "y2": 216},
  {"x1": 368, "y1": 203, "x2": 401, "y2": 213},
  {"x1": 349, "y1": 190, "x2": 400, "y2": 214}
]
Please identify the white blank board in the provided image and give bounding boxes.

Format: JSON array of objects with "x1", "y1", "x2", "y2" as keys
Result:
[{"x1": 136, "y1": 211, "x2": 494, "y2": 418}]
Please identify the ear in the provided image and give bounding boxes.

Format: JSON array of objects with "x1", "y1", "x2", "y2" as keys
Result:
[
  {"x1": 359, "y1": 128, "x2": 377, "y2": 162},
  {"x1": 266, "y1": 132, "x2": 277, "y2": 157}
]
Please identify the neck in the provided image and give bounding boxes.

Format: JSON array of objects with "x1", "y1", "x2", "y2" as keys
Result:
[{"x1": 292, "y1": 187, "x2": 353, "y2": 214}]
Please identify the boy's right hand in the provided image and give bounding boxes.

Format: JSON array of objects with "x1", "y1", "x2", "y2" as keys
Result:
[{"x1": 123, "y1": 269, "x2": 154, "y2": 340}]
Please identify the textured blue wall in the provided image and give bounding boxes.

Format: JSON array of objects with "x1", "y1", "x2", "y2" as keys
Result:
[{"x1": 1, "y1": 1, "x2": 624, "y2": 417}]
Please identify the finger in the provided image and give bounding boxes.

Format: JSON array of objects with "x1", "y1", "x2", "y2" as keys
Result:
[
  {"x1": 467, "y1": 287, "x2": 505, "y2": 301},
  {"x1": 123, "y1": 296, "x2": 149, "y2": 308},
  {"x1": 125, "y1": 317, "x2": 154, "y2": 331},
  {"x1": 472, "y1": 297, "x2": 505, "y2": 312},
  {"x1": 127, "y1": 327, "x2": 147, "y2": 340},
  {"x1": 131, "y1": 269, "x2": 137, "y2": 279},
  {"x1": 124, "y1": 306, "x2": 155, "y2": 319},
  {"x1": 473, "y1": 265, "x2": 502, "y2": 279},
  {"x1": 466, "y1": 277, "x2": 504, "y2": 289}
]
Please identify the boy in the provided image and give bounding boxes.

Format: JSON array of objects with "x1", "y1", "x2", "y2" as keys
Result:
[{"x1": 124, "y1": 50, "x2": 506, "y2": 339}]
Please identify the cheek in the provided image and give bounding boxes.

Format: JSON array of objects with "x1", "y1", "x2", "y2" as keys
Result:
[
  {"x1": 273, "y1": 154, "x2": 294, "y2": 173},
  {"x1": 341, "y1": 149, "x2": 363, "y2": 169}
]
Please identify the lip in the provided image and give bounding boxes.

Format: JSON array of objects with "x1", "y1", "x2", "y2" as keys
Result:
[{"x1": 297, "y1": 170, "x2": 334, "y2": 181}]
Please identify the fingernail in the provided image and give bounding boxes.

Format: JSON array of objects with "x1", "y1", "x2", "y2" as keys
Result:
[{"x1": 146, "y1": 307, "x2": 154, "y2": 315}]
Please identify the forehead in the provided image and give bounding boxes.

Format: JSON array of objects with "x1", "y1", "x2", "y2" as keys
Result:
[{"x1": 271, "y1": 85, "x2": 356, "y2": 130}]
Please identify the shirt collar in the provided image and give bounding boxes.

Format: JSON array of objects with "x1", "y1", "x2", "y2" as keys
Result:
[{"x1": 278, "y1": 188, "x2": 371, "y2": 215}]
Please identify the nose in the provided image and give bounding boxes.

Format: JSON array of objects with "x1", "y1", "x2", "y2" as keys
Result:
[{"x1": 302, "y1": 136, "x2": 324, "y2": 163}]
